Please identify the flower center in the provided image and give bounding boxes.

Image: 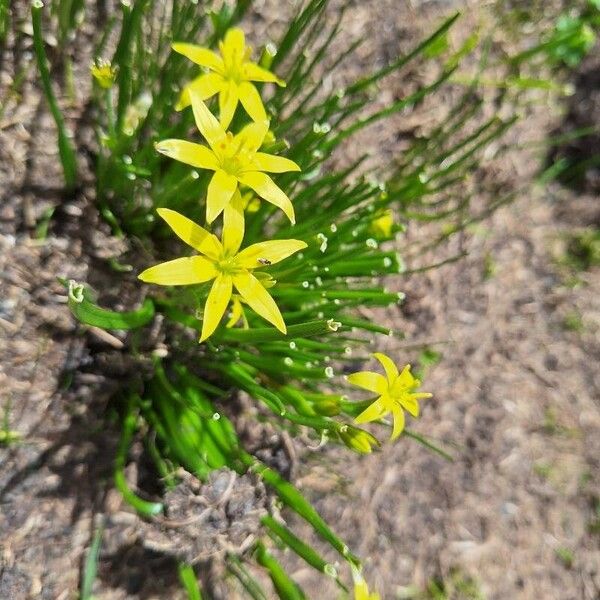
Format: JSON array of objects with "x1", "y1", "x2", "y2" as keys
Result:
[
  {"x1": 224, "y1": 64, "x2": 243, "y2": 84},
  {"x1": 216, "y1": 255, "x2": 243, "y2": 275},
  {"x1": 216, "y1": 133, "x2": 253, "y2": 176},
  {"x1": 219, "y1": 154, "x2": 243, "y2": 176},
  {"x1": 223, "y1": 49, "x2": 251, "y2": 84},
  {"x1": 390, "y1": 378, "x2": 412, "y2": 400}
]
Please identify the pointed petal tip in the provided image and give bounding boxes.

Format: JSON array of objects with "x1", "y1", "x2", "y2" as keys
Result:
[
  {"x1": 156, "y1": 207, "x2": 171, "y2": 219},
  {"x1": 155, "y1": 141, "x2": 169, "y2": 155}
]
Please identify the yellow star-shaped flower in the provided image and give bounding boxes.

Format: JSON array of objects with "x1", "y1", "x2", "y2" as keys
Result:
[
  {"x1": 347, "y1": 353, "x2": 432, "y2": 440},
  {"x1": 138, "y1": 205, "x2": 306, "y2": 342},
  {"x1": 155, "y1": 90, "x2": 300, "y2": 226},
  {"x1": 173, "y1": 27, "x2": 285, "y2": 128}
]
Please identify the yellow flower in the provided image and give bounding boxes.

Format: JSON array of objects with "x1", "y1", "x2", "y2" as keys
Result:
[
  {"x1": 370, "y1": 209, "x2": 394, "y2": 238},
  {"x1": 155, "y1": 90, "x2": 300, "y2": 225},
  {"x1": 138, "y1": 205, "x2": 306, "y2": 342},
  {"x1": 90, "y1": 59, "x2": 117, "y2": 89},
  {"x1": 347, "y1": 353, "x2": 432, "y2": 440},
  {"x1": 353, "y1": 572, "x2": 380, "y2": 600},
  {"x1": 173, "y1": 27, "x2": 285, "y2": 127}
]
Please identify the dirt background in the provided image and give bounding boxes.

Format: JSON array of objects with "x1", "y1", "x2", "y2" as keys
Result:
[{"x1": 1, "y1": 1, "x2": 599, "y2": 599}]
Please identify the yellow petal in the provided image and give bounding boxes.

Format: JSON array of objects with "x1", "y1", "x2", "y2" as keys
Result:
[
  {"x1": 354, "y1": 397, "x2": 387, "y2": 424},
  {"x1": 200, "y1": 275, "x2": 233, "y2": 342},
  {"x1": 238, "y1": 171, "x2": 295, "y2": 224},
  {"x1": 226, "y1": 296, "x2": 245, "y2": 328},
  {"x1": 347, "y1": 371, "x2": 388, "y2": 394},
  {"x1": 218, "y1": 81, "x2": 239, "y2": 129},
  {"x1": 401, "y1": 396, "x2": 420, "y2": 418},
  {"x1": 172, "y1": 43, "x2": 224, "y2": 73},
  {"x1": 243, "y1": 62, "x2": 285, "y2": 86},
  {"x1": 354, "y1": 579, "x2": 369, "y2": 600},
  {"x1": 235, "y1": 239, "x2": 307, "y2": 268},
  {"x1": 250, "y1": 152, "x2": 300, "y2": 173},
  {"x1": 235, "y1": 120, "x2": 270, "y2": 154},
  {"x1": 222, "y1": 189, "x2": 245, "y2": 256},
  {"x1": 176, "y1": 72, "x2": 225, "y2": 110},
  {"x1": 238, "y1": 81, "x2": 267, "y2": 122},
  {"x1": 138, "y1": 256, "x2": 217, "y2": 286},
  {"x1": 396, "y1": 364, "x2": 415, "y2": 386},
  {"x1": 373, "y1": 352, "x2": 399, "y2": 384},
  {"x1": 221, "y1": 28, "x2": 245, "y2": 65},
  {"x1": 391, "y1": 405, "x2": 405, "y2": 440},
  {"x1": 370, "y1": 209, "x2": 394, "y2": 238},
  {"x1": 207, "y1": 170, "x2": 238, "y2": 224},
  {"x1": 155, "y1": 139, "x2": 219, "y2": 170},
  {"x1": 156, "y1": 208, "x2": 222, "y2": 259},
  {"x1": 233, "y1": 271, "x2": 286, "y2": 333},
  {"x1": 189, "y1": 90, "x2": 227, "y2": 150}
]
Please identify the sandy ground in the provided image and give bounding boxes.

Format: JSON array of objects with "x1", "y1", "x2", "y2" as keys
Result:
[{"x1": 1, "y1": 1, "x2": 599, "y2": 599}]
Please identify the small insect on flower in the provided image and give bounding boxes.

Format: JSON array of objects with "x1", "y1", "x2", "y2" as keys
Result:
[
  {"x1": 155, "y1": 90, "x2": 300, "y2": 225},
  {"x1": 138, "y1": 204, "x2": 306, "y2": 342},
  {"x1": 173, "y1": 28, "x2": 286, "y2": 127},
  {"x1": 346, "y1": 353, "x2": 432, "y2": 440},
  {"x1": 90, "y1": 59, "x2": 117, "y2": 89}
]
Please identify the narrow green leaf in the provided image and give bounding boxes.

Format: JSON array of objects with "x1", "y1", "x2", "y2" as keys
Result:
[
  {"x1": 178, "y1": 563, "x2": 203, "y2": 600},
  {"x1": 262, "y1": 515, "x2": 347, "y2": 591},
  {"x1": 215, "y1": 320, "x2": 342, "y2": 343},
  {"x1": 404, "y1": 429, "x2": 454, "y2": 462},
  {"x1": 227, "y1": 555, "x2": 269, "y2": 600},
  {"x1": 31, "y1": 1, "x2": 77, "y2": 190},
  {"x1": 243, "y1": 455, "x2": 360, "y2": 567},
  {"x1": 115, "y1": 401, "x2": 164, "y2": 517},
  {"x1": 255, "y1": 542, "x2": 307, "y2": 600},
  {"x1": 80, "y1": 523, "x2": 103, "y2": 600},
  {"x1": 65, "y1": 280, "x2": 154, "y2": 330},
  {"x1": 114, "y1": 467, "x2": 164, "y2": 516},
  {"x1": 346, "y1": 12, "x2": 460, "y2": 93}
]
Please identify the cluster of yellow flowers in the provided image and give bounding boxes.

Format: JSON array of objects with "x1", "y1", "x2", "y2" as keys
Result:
[
  {"x1": 135, "y1": 28, "x2": 432, "y2": 441},
  {"x1": 139, "y1": 29, "x2": 305, "y2": 342},
  {"x1": 129, "y1": 28, "x2": 433, "y2": 598}
]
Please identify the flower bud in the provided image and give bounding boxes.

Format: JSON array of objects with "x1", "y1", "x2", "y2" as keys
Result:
[
  {"x1": 312, "y1": 397, "x2": 341, "y2": 416},
  {"x1": 339, "y1": 425, "x2": 380, "y2": 454},
  {"x1": 90, "y1": 59, "x2": 117, "y2": 89}
]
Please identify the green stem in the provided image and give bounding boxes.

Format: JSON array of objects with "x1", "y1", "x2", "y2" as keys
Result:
[
  {"x1": 114, "y1": 398, "x2": 163, "y2": 516},
  {"x1": 31, "y1": 1, "x2": 78, "y2": 191}
]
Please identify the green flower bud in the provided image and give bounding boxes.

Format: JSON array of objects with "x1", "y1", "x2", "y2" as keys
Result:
[{"x1": 339, "y1": 425, "x2": 379, "y2": 454}]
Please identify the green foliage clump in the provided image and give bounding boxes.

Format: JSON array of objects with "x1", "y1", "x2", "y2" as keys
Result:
[{"x1": 32, "y1": 0, "x2": 523, "y2": 596}]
